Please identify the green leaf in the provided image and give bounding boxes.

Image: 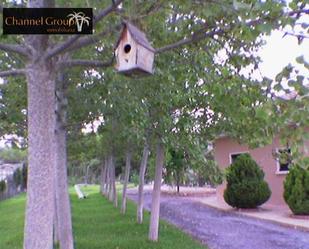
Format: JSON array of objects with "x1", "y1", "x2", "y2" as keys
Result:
[{"x1": 257, "y1": 23, "x2": 273, "y2": 34}]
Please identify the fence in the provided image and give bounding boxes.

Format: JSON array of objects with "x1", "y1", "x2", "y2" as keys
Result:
[
  {"x1": 68, "y1": 164, "x2": 101, "y2": 185},
  {"x1": 0, "y1": 163, "x2": 26, "y2": 201}
]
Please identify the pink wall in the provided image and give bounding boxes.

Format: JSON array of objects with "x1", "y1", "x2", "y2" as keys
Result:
[{"x1": 214, "y1": 136, "x2": 288, "y2": 206}]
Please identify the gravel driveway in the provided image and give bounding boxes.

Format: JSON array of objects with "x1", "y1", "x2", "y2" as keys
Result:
[{"x1": 127, "y1": 191, "x2": 309, "y2": 249}]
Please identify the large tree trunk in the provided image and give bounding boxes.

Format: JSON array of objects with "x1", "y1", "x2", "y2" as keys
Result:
[
  {"x1": 148, "y1": 141, "x2": 164, "y2": 241},
  {"x1": 24, "y1": 62, "x2": 56, "y2": 249},
  {"x1": 23, "y1": 1, "x2": 56, "y2": 248},
  {"x1": 137, "y1": 141, "x2": 150, "y2": 224},
  {"x1": 121, "y1": 149, "x2": 132, "y2": 214},
  {"x1": 54, "y1": 74, "x2": 74, "y2": 249}
]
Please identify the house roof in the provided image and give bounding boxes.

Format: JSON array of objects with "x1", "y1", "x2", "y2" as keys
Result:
[
  {"x1": 275, "y1": 83, "x2": 309, "y2": 101},
  {"x1": 115, "y1": 21, "x2": 155, "y2": 52},
  {"x1": 276, "y1": 91, "x2": 298, "y2": 100},
  {"x1": 0, "y1": 163, "x2": 23, "y2": 180}
]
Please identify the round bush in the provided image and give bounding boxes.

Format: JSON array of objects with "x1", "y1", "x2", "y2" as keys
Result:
[
  {"x1": 224, "y1": 153, "x2": 271, "y2": 208},
  {"x1": 284, "y1": 164, "x2": 309, "y2": 215}
]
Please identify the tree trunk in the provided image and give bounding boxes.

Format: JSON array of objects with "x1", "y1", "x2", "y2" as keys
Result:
[
  {"x1": 24, "y1": 62, "x2": 56, "y2": 249},
  {"x1": 121, "y1": 149, "x2": 132, "y2": 214},
  {"x1": 103, "y1": 159, "x2": 109, "y2": 196},
  {"x1": 148, "y1": 141, "x2": 164, "y2": 241},
  {"x1": 137, "y1": 141, "x2": 150, "y2": 224},
  {"x1": 111, "y1": 154, "x2": 118, "y2": 207},
  {"x1": 176, "y1": 171, "x2": 180, "y2": 193},
  {"x1": 107, "y1": 165, "x2": 110, "y2": 197},
  {"x1": 54, "y1": 74, "x2": 74, "y2": 249},
  {"x1": 100, "y1": 160, "x2": 107, "y2": 195},
  {"x1": 100, "y1": 163, "x2": 104, "y2": 194},
  {"x1": 107, "y1": 156, "x2": 113, "y2": 202},
  {"x1": 54, "y1": 125, "x2": 74, "y2": 249}
]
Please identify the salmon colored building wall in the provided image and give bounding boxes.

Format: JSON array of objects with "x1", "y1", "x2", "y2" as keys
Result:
[{"x1": 214, "y1": 136, "x2": 288, "y2": 206}]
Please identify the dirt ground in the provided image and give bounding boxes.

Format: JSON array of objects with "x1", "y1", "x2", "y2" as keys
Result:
[{"x1": 127, "y1": 189, "x2": 309, "y2": 249}]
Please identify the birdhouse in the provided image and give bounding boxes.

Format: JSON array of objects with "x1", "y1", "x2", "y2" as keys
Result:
[{"x1": 115, "y1": 21, "x2": 155, "y2": 76}]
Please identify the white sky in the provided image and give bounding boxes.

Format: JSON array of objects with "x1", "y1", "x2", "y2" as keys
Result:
[{"x1": 259, "y1": 31, "x2": 309, "y2": 80}]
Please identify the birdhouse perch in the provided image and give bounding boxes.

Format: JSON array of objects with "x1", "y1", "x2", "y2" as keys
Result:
[{"x1": 115, "y1": 21, "x2": 155, "y2": 76}]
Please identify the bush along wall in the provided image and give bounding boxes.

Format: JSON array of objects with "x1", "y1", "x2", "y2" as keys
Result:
[
  {"x1": 284, "y1": 164, "x2": 309, "y2": 215},
  {"x1": 13, "y1": 168, "x2": 22, "y2": 187},
  {"x1": 0, "y1": 180, "x2": 6, "y2": 193},
  {"x1": 0, "y1": 163, "x2": 27, "y2": 201},
  {"x1": 21, "y1": 163, "x2": 27, "y2": 189},
  {"x1": 224, "y1": 153, "x2": 271, "y2": 209}
]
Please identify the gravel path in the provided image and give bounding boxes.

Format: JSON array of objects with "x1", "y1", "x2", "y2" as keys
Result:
[{"x1": 127, "y1": 191, "x2": 309, "y2": 249}]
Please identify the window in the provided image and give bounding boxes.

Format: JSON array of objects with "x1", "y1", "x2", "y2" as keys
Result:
[
  {"x1": 229, "y1": 152, "x2": 247, "y2": 164},
  {"x1": 274, "y1": 148, "x2": 292, "y2": 174}
]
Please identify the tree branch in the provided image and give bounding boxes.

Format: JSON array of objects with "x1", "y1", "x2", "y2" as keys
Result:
[
  {"x1": 156, "y1": 8, "x2": 309, "y2": 54},
  {"x1": 45, "y1": 0, "x2": 123, "y2": 59},
  {"x1": 63, "y1": 59, "x2": 114, "y2": 68},
  {"x1": 283, "y1": 32, "x2": 309, "y2": 40},
  {"x1": 93, "y1": 0, "x2": 123, "y2": 25},
  {"x1": 45, "y1": 35, "x2": 80, "y2": 60},
  {"x1": 46, "y1": 24, "x2": 121, "y2": 59},
  {"x1": 0, "y1": 69, "x2": 26, "y2": 78},
  {"x1": 156, "y1": 28, "x2": 224, "y2": 54},
  {"x1": 288, "y1": 8, "x2": 309, "y2": 17},
  {"x1": 65, "y1": 24, "x2": 122, "y2": 53},
  {"x1": 119, "y1": 1, "x2": 164, "y2": 22},
  {"x1": 0, "y1": 43, "x2": 30, "y2": 58}
]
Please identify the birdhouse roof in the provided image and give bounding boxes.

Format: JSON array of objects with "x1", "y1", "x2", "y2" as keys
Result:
[{"x1": 115, "y1": 21, "x2": 155, "y2": 52}]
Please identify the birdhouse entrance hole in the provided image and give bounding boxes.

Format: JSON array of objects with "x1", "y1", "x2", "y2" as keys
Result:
[{"x1": 124, "y1": 44, "x2": 131, "y2": 53}]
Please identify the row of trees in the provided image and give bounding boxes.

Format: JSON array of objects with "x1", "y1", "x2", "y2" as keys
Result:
[{"x1": 0, "y1": 1, "x2": 308, "y2": 249}]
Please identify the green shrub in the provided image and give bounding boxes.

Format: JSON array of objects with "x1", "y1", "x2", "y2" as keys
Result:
[
  {"x1": 21, "y1": 164, "x2": 27, "y2": 189},
  {"x1": 224, "y1": 153, "x2": 271, "y2": 208},
  {"x1": 22, "y1": 164, "x2": 27, "y2": 188},
  {"x1": 13, "y1": 168, "x2": 22, "y2": 186},
  {"x1": 130, "y1": 173, "x2": 139, "y2": 186},
  {"x1": 284, "y1": 164, "x2": 309, "y2": 215},
  {"x1": 0, "y1": 148, "x2": 27, "y2": 163},
  {"x1": 0, "y1": 180, "x2": 6, "y2": 193}
]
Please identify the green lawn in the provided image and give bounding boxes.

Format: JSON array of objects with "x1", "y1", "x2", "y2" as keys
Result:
[{"x1": 0, "y1": 185, "x2": 207, "y2": 249}]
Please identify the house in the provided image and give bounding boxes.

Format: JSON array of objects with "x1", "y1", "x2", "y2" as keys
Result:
[{"x1": 213, "y1": 134, "x2": 309, "y2": 206}]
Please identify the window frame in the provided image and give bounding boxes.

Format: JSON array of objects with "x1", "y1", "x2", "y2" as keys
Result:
[{"x1": 229, "y1": 151, "x2": 248, "y2": 164}]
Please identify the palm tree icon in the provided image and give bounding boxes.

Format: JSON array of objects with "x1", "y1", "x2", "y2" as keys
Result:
[{"x1": 67, "y1": 12, "x2": 91, "y2": 32}]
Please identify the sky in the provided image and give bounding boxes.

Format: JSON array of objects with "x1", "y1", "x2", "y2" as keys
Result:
[{"x1": 259, "y1": 27, "x2": 309, "y2": 80}]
